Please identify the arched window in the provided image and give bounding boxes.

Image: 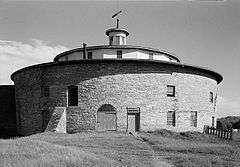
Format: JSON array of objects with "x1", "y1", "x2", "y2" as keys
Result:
[{"x1": 98, "y1": 104, "x2": 117, "y2": 113}]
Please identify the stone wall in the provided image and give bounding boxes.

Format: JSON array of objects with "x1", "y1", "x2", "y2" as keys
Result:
[
  {"x1": 12, "y1": 60, "x2": 219, "y2": 135},
  {"x1": 14, "y1": 67, "x2": 42, "y2": 135},
  {"x1": 66, "y1": 107, "x2": 95, "y2": 133},
  {"x1": 0, "y1": 85, "x2": 17, "y2": 137}
]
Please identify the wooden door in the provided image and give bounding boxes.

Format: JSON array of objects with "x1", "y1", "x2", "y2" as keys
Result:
[
  {"x1": 104, "y1": 113, "x2": 116, "y2": 130},
  {"x1": 97, "y1": 104, "x2": 117, "y2": 131},
  {"x1": 97, "y1": 112, "x2": 116, "y2": 131},
  {"x1": 127, "y1": 113, "x2": 140, "y2": 132},
  {"x1": 97, "y1": 112, "x2": 105, "y2": 131},
  {"x1": 128, "y1": 114, "x2": 136, "y2": 132}
]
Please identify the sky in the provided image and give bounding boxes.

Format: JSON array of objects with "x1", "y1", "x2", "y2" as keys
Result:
[{"x1": 0, "y1": 0, "x2": 239, "y2": 118}]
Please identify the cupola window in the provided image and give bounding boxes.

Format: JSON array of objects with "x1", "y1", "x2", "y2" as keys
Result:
[
  {"x1": 116, "y1": 36, "x2": 120, "y2": 45},
  {"x1": 121, "y1": 36, "x2": 125, "y2": 45},
  {"x1": 109, "y1": 36, "x2": 113, "y2": 45}
]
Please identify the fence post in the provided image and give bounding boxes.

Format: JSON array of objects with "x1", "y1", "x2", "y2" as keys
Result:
[
  {"x1": 205, "y1": 126, "x2": 233, "y2": 140},
  {"x1": 218, "y1": 129, "x2": 221, "y2": 138},
  {"x1": 203, "y1": 125, "x2": 209, "y2": 134},
  {"x1": 230, "y1": 129, "x2": 233, "y2": 140}
]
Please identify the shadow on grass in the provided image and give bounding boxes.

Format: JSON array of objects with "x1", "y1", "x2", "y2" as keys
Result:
[{"x1": 0, "y1": 129, "x2": 22, "y2": 139}]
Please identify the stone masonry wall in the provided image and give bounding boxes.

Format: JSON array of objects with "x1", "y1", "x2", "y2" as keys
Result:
[
  {"x1": 12, "y1": 61, "x2": 219, "y2": 135},
  {"x1": 14, "y1": 67, "x2": 42, "y2": 135}
]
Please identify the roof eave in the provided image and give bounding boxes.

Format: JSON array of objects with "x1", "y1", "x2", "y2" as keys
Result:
[{"x1": 10, "y1": 59, "x2": 223, "y2": 84}]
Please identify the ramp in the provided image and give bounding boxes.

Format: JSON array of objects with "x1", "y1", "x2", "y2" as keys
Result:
[{"x1": 45, "y1": 107, "x2": 66, "y2": 133}]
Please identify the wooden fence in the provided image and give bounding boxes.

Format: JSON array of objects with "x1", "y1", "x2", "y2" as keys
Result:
[{"x1": 203, "y1": 125, "x2": 233, "y2": 140}]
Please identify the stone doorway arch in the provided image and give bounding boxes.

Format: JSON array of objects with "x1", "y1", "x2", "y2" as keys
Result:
[{"x1": 97, "y1": 104, "x2": 117, "y2": 131}]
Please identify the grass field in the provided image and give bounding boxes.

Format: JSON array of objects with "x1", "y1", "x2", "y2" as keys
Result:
[
  {"x1": 1, "y1": 130, "x2": 240, "y2": 167},
  {"x1": 141, "y1": 130, "x2": 240, "y2": 167}
]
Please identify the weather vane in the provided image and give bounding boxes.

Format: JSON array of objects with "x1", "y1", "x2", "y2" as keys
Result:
[{"x1": 112, "y1": 10, "x2": 122, "y2": 28}]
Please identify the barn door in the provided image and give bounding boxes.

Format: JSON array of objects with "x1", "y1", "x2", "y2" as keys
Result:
[{"x1": 97, "y1": 104, "x2": 117, "y2": 131}]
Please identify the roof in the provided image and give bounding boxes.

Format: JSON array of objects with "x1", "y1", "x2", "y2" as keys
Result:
[
  {"x1": 11, "y1": 59, "x2": 223, "y2": 84},
  {"x1": 53, "y1": 45, "x2": 181, "y2": 62},
  {"x1": 105, "y1": 28, "x2": 129, "y2": 36}
]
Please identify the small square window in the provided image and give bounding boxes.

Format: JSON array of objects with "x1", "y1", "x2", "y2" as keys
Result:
[
  {"x1": 167, "y1": 85, "x2": 175, "y2": 97},
  {"x1": 42, "y1": 86, "x2": 50, "y2": 97},
  {"x1": 116, "y1": 36, "x2": 120, "y2": 45},
  {"x1": 87, "y1": 52, "x2": 92, "y2": 59},
  {"x1": 149, "y1": 53, "x2": 153, "y2": 60},
  {"x1": 121, "y1": 37, "x2": 125, "y2": 45},
  {"x1": 167, "y1": 111, "x2": 176, "y2": 126},
  {"x1": 210, "y1": 92, "x2": 213, "y2": 103},
  {"x1": 190, "y1": 111, "x2": 197, "y2": 127},
  {"x1": 117, "y1": 50, "x2": 122, "y2": 59}
]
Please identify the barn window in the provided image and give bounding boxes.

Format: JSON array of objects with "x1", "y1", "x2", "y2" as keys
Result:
[
  {"x1": 117, "y1": 50, "x2": 122, "y2": 59},
  {"x1": 167, "y1": 85, "x2": 175, "y2": 97},
  {"x1": 190, "y1": 111, "x2": 197, "y2": 127},
  {"x1": 121, "y1": 36, "x2": 125, "y2": 44},
  {"x1": 116, "y1": 36, "x2": 120, "y2": 45},
  {"x1": 87, "y1": 52, "x2": 92, "y2": 59},
  {"x1": 68, "y1": 85, "x2": 78, "y2": 106},
  {"x1": 210, "y1": 92, "x2": 213, "y2": 103},
  {"x1": 167, "y1": 111, "x2": 176, "y2": 126},
  {"x1": 42, "y1": 86, "x2": 50, "y2": 97},
  {"x1": 149, "y1": 53, "x2": 154, "y2": 60}
]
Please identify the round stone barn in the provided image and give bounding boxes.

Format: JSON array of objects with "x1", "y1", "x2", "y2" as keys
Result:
[{"x1": 11, "y1": 27, "x2": 222, "y2": 136}]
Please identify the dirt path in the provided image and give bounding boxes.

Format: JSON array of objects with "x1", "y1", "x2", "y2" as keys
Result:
[{"x1": 129, "y1": 131, "x2": 174, "y2": 167}]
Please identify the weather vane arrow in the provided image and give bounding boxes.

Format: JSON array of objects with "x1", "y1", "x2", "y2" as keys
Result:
[
  {"x1": 112, "y1": 10, "x2": 122, "y2": 28},
  {"x1": 112, "y1": 10, "x2": 122, "y2": 18}
]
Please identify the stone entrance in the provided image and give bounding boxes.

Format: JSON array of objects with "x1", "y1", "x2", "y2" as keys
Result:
[{"x1": 97, "y1": 104, "x2": 117, "y2": 131}]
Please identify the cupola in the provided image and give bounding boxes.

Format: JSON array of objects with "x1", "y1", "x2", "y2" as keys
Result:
[{"x1": 105, "y1": 19, "x2": 129, "y2": 45}]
